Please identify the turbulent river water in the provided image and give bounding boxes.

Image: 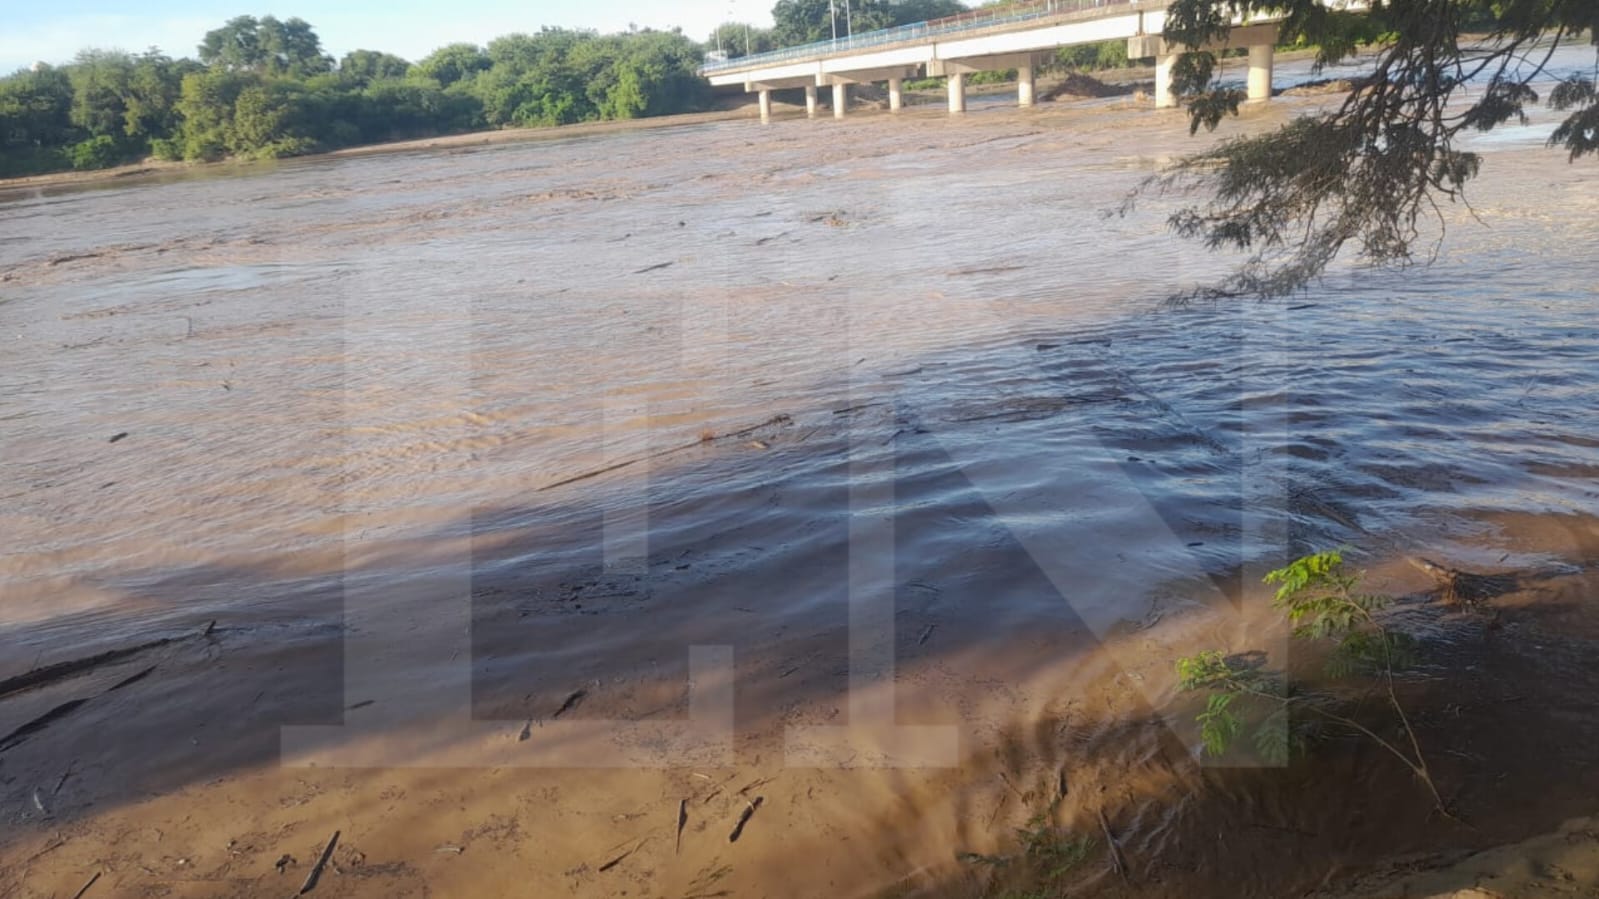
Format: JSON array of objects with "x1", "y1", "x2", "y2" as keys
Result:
[{"x1": 1, "y1": 48, "x2": 1597, "y2": 898}]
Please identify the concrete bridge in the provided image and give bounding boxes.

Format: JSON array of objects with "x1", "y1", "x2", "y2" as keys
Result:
[{"x1": 701, "y1": 0, "x2": 1285, "y2": 119}]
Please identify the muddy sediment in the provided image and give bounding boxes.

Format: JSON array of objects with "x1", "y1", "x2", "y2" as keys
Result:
[{"x1": 2, "y1": 48, "x2": 1598, "y2": 898}]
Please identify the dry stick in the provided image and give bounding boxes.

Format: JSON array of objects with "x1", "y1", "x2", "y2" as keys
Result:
[
  {"x1": 728, "y1": 797, "x2": 763, "y2": 843},
  {"x1": 298, "y1": 830, "x2": 340, "y2": 895},
  {"x1": 675, "y1": 799, "x2": 688, "y2": 855},
  {"x1": 0, "y1": 638, "x2": 174, "y2": 701},
  {"x1": 1097, "y1": 809, "x2": 1128, "y2": 881},
  {"x1": 1356, "y1": 602, "x2": 1453, "y2": 820},
  {"x1": 597, "y1": 838, "x2": 647, "y2": 872},
  {"x1": 552, "y1": 690, "x2": 586, "y2": 719},
  {"x1": 538, "y1": 415, "x2": 791, "y2": 493},
  {"x1": 70, "y1": 871, "x2": 101, "y2": 899}
]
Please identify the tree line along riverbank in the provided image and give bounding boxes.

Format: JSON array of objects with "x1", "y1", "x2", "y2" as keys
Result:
[{"x1": 0, "y1": 6, "x2": 1163, "y2": 181}]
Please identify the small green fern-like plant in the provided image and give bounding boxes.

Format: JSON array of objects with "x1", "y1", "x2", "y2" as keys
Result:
[{"x1": 1176, "y1": 550, "x2": 1448, "y2": 815}]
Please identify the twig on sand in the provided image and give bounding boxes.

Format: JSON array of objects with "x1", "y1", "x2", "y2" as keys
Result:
[
  {"x1": 298, "y1": 830, "x2": 340, "y2": 895},
  {"x1": 598, "y1": 838, "x2": 647, "y2": 872},
  {"x1": 1097, "y1": 809, "x2": 1128, "y2": 880},
  {"x1": 728, "y1": 797, "x2": 764, "y2": 843},
  {"x1": 675, "y1": 799, "x2": 688, "y2": 855},
  {"x1": 70, "y1": 871, "x2": 101, "y2": 899},
  {"x1": 917, "y1": 624, "x2": 936, "y2": 646}
]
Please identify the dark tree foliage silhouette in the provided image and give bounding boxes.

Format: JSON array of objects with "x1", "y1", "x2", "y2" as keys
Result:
[{"x1": 1151, "y1": 0, "x2": 1598, "y2": 298}]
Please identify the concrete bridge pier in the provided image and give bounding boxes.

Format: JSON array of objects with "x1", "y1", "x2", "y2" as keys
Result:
[
  {"x1": 947, "y1": 72, "x2": 966, "y2": 113},
  {"x1": 1018, "y1": 62, "x2": 1036, "y2": 107},
  {"x1": 1135, "y1": 23, "x2": 1279, "y2": 110},
  {"x1": 805, "y1": 84, "x2": 818, "y2": 117},
  {"x1": 833, "y1": 82, "x2": 848, "y2": 119},
  {"x1": 889, "y1": 77, "x2": 903, "y2": 112},
  {"x1": 1247, "y1": 43, "x2": 1274, "y2": 101},
  {"x1": 1153, "y1": 53, "x2": 1178, "y2": 109},
  {"x1": 759, "y1": 88, "x2": 773, "y2": 121}
]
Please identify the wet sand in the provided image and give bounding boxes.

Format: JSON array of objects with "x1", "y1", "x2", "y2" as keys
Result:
[{"x1": 3, "y1": 52, "x2": 1599, "y2": 898}]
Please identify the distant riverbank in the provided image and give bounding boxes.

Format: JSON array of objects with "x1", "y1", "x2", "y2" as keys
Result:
[
  {"x1": 0, "y1": 47, "x2": 1355, "y2": 197},
  {"x1": 0, "y1": 103, "x2": 766, "y2": 193}
]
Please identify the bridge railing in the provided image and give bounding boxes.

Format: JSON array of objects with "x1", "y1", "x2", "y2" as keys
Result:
[{"x1": 701, "y1": 0, "x2": 1137, "y2": 75}]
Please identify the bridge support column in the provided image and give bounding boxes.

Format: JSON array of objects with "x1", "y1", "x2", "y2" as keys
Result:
[
  {"x1": 758, "y1": 89, "x2": 772, "y2": 122},
  {"x1": 947, "y1": 72, "x2": 966, "y2": 114},
  {"x1": 888, "y1": 77, "x2": 903, "y2": 112},
  {"x1": 833, "y1": 82, "x2": 848, "y2": 119},
  {"x1": 1017, "y1": 63, "x2": 1035, "y2": 107},
  {"x1": 1247, "y1": 43, "x2": 1274, "y2": 102},
  {"x1": 1153, "y1": 53, "x2": 1178, "y2": 109},
  {"x1": 805, "y1": 84, "x2": 818, "y2": 117}
]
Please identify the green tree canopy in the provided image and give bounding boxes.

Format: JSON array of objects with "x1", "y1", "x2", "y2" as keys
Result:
[
  {"x1": 198, "y1": 15, "x2": 332, "y2": 77},
  {"x1": 413, "y1": 43, "x2": 491, "y2": 87},
  {"x1": 0, "y1": 14, "x2": 709, "y2": 176},
  {"x1": 339, "y1": 50, "x2": 411, "y2": 85},
  {"x1": 708, "y1": 22, "x2": 779, "y2": 58},
  {"x1": 1153, "y1": 0, "x2": 1599, "y2": 298}
]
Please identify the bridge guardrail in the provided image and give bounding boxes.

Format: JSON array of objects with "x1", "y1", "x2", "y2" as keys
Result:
[{"x1": 700, "y1": 0, "x2": 1137, "y2": 75}]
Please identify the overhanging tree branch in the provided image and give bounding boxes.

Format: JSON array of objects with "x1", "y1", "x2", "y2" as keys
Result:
[{"x1": 1144, "y1": 0, "x2": 1599, "y2": 299}]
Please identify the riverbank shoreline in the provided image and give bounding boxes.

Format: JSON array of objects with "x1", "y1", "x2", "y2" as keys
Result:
[
  {"x1": 0, "y1": 47, "x2": 1354, "y2": 195},
  {"x1": 0, "y1": 104, "x2": 765, "y2": 193}
]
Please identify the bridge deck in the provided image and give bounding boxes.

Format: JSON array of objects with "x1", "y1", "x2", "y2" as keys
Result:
[{"x1": 700, "y1": 0, "x2": 1161, "y2": 78}]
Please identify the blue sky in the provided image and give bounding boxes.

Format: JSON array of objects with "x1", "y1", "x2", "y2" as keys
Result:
[{"x1": 1, "y1": 1, "x2": 774, "y2": 72}]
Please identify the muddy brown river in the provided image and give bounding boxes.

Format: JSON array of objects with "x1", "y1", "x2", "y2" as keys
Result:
[{"x1": 2, "y1": 52, "x2": 1598, "y2": 898}]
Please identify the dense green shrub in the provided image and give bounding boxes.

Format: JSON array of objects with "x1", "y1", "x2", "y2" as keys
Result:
[{"x1": 68, "y1": 134, "x2": 122, "y2": 169}]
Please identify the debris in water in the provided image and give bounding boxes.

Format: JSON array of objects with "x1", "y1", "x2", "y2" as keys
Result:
[
  {"x1": 918, "y1": 624, "x2": 936, "y2": 646},
  {"x1": 0, "y1": 634, "x2": 181, "y2": 700},
  {"x1": 1098, "y1": 809, "x2": 1128, "y2": 880},
  {"x1": 109, "y1": 665, "x2": 157, "y2": 691},
  {"x1": 634, "y1": 261, "x2": 674, "y2": 274},
  {"x1": 108, "y1": 432, "x2": 128, "y2": 443},
  {"x1": 1, "y1": 699, "x2": 90, "y2": 753},
  {"x1": 54, "y1": 761, "x2": 76, "y2": 795},
  {"x1": 553, "y1": 690, "x2": 587, "y2": 719}
]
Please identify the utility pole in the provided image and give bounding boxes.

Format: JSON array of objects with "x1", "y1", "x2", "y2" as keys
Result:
[{"x1": 831, "y1": 0, "x2": 838, "y2": 41}]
